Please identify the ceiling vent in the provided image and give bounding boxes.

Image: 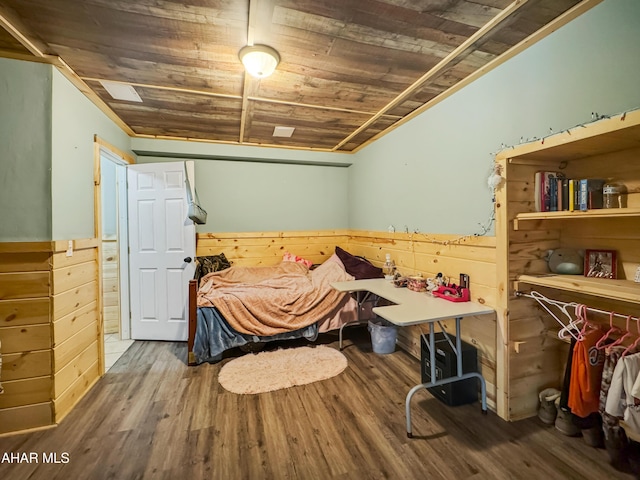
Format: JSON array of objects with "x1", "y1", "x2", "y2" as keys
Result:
[
  {"x1": 99, "y1": 80, "x2": 143, "y2": 102},
  {"x1": 272, "y1": 126, "x2": 295, "y2": 138}
]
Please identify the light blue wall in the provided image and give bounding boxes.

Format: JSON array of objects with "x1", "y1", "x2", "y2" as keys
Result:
[
  {"x1": 0, "y1": 59, "x2": 52, "y2": 241},
  {"x1": 51, "y1": 68, "x2": 132, "y2": 240},
  {"x1": 100, "y1": 158, "x2": 118, "y2": 238},
  {"x1": 138, "y1": 156, "x2": 349, "y2": 232},
  {"x1": 350, "y1": 0, "x2": 640, "y2": 235}
]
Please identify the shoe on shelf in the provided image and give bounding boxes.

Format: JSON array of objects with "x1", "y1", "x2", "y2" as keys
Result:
[{"x1": 537, "y1": 388, "x2": 561, "y2": 425}]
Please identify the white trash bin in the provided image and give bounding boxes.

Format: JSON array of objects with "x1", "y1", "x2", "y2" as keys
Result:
[{"x1": 368, "y1": 317, "x2": 398, "y2": 354}]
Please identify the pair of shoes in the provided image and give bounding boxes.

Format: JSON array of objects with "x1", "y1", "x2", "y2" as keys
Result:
[
  {"x1": 554, "y1": 399, "x2": 581, "y2": 436},
  {"x1": 537, "y1": 388, "x2": 561, "y2": 425}
]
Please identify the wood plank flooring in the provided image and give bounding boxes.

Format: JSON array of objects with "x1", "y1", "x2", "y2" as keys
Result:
[{"x1": 0, "y1": 330, "x2": 634, "y2": 480}]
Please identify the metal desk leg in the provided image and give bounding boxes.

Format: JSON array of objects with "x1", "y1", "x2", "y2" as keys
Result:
[
  {"x1": 406, "y1": 317, "x2": 487, "y2": 438},
  {"x1": 339, "y1": 291, "x2": 373, "y2": 350},
  {"x1": 454, "y1": 316, "x2": 487, "y2": 415}
]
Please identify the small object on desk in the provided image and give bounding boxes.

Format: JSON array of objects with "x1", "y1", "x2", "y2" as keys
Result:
[
  {"x1": 393, "y1": 274, "x2": 407, "y2": 288},
  {"x1": 382, "y1": 253, "x2": 396, "y2": 281},
  {"x1": 426, "y1": 272, "x2": 445, "y2": 292},
  {"x1": 407, "y1": 275, "x2": 427, "y2": 292},
  {"x1": 432, "y1": 284, "x2": 470, "y2": 302}
]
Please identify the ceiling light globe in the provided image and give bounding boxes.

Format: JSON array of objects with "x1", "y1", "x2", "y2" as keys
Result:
[{"x1": 239, "y1": 45, "x2": 280, "y2": 78}]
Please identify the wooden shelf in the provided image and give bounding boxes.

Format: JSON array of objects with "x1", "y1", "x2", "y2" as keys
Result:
[
  {"x1": 514, "y1": 274, "x2": 640, "y2": 305},
  {"x1": 497, "y1": 110, "x2": 640, "y2": 164},
  {"x1": 513, "y1": 208, "x2": 640, "y2": 230}
]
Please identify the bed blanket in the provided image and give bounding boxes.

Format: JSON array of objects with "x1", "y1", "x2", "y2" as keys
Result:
[
  {"x1": 197, "y1": 260, "x2": 353, "y2": 336},
  {"x1": 193, "y1": 307, "x2": 318, "y2": 364}
]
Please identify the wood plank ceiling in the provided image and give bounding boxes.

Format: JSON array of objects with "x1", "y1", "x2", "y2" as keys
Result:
[{"x1": 0, "y1": 0, "x2": 592, "y2": 153}]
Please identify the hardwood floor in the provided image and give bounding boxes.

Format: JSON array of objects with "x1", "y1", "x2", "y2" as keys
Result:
[{"x1": 0, "y1": 330, "x2": 635, "y2": 480}]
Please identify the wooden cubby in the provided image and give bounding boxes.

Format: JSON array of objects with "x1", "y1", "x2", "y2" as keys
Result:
[{"x1": 495, "y1": 109, "x2": 640, "y2": 421}]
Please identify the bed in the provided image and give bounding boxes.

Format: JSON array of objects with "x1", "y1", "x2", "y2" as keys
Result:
[{"x1": 187, "y1": 248, "x2": 382, "y2": 365}]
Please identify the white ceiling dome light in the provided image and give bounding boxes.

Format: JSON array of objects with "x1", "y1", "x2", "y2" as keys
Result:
[{"x1": 239, "y1": 44, "x2": 280, "y2": 78}]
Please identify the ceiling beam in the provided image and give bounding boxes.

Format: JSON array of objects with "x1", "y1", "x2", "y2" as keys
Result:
[
  {"x1": 49, "y1": 56, "x2": 135, "y2": 135},
  {"x1": 80, "y1": 77, "x2": 242, "y2": 101},
  {"x1": 239, "y1": 74, "x2": 251, "y2": 143},
  {"x1": 348, "y1": 0, "x2": 605, "y2": 153},
  {"x1": 239, "y1": 0, "x2": 259, "y2": 143},
  {"x1": 0, "y1": 4, "x2": 47, "y2": 57},
  {"x1": 0, "y1": 7, "x2": 136, "y2": 137},
  {"x1": 133, "y1": 133, "x2": 342, "y2": 153},
  {"x1": 332, "y1": 0, "x2": 531, "y2": 151},
  {"x1": 80, "y1": 76, "x2": 399, "y2": 118}
]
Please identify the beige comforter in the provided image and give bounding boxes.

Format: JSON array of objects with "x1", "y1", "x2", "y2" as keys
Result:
[{"x1": 197, "y1": 260, "x2": 353, "y2": 336}]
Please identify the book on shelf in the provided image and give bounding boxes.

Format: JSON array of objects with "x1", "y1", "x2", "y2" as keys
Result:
[
  {"x1": 536, "y1": 175, "x2": 605, "y2": 212},
  {"x1": 578, "y1": 179, "x2": 605, "y2": 211},
  {"x1": 560, "y1": 177, "x2": 569, "y2": 211},
  {"x1": 534, "y1": 171, "x2": 563, "y2": 212}
]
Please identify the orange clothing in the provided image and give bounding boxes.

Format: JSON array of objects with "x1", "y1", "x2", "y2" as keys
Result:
[{"x1": 568, "y1": 327, "x2": 606, "y2": 418}]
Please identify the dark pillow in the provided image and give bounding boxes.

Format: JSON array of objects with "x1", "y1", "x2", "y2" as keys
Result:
[
  {"x1": 335, "y1": 246, "x2": 383, "y2": 280},
  {"x1": 194, "y1": 253, "x2": 232, "y2": 286}
]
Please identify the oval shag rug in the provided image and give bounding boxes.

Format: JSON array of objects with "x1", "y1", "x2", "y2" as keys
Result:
[{"x1": 218, "y1": 345, "x2": 348, "y2": 394}]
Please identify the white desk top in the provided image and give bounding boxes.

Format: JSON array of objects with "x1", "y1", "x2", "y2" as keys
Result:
[{"x1": 332, "y1": 278, "x2": 494, "y2": 326}]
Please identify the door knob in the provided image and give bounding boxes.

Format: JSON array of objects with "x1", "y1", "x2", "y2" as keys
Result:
[{"x1": 184, "y1": 257, "x2": 193, "y2": 263}]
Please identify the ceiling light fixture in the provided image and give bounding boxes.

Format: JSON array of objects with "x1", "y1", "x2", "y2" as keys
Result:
[{"x1": 239, "y1": 44, "x2": 280, "y2": 79}]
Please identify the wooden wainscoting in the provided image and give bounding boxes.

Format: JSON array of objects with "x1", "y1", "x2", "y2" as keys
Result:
[
  {"x1": 0, "y1": 242, "x2": 53, "y2": 434},
  {"x1": 51, "y1": 239, "x2": 100, "y2": 423},
  {"x1": 0, "y1": 239, "x2": 100, "y2": 435},
  {"x1": 101, "y1": 239, "x2": 119, "y2": 335},
  {"x1": 196, "y1": 230, "x2": 350, "y2": 267},
  {"x1": 346, "y1": 230, "x2": 498, "y2": 411}
]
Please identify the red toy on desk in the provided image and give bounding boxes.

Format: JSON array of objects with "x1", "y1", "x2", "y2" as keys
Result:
[{"x1": 431, "y1": 284, "x2": 470, "y2": 302}]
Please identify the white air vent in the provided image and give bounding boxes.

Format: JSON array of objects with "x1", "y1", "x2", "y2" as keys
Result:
[
  {"x1": 273, "y1": 126, "x2": 295, "y2": 138},
  {"x1": 99, "y1": 80, "x2": 143, "y2": 102}
]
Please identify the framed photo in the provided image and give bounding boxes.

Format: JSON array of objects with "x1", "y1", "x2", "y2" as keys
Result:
[{"x1": 584, "y1": 249, "x2": 617, "y2": 279}]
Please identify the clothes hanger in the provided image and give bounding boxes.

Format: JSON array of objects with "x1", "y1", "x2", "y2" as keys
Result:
[
  {"x1": 575, "y1": 304, "x2": 598, "y2": 341},
  {"x1": 621, "y1": 316, "x2": 640, "y2": 357},
  {"x1": 556, "y1": 301, "x2": 586, "y2": 342},
  {"x1": 604, "y1": 315, "x2": 633, "y2": 355},
  {"x1": 595, "y1": 311, "x2": 621, "y2": 350},
  {"x1": 529, "y1": 291, "x2": 580, "y2": 341}
]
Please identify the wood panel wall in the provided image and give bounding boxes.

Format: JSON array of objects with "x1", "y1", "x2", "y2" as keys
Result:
[
  {"x1": 0, "y1": 242, "x2": 53, "y2": 434},
  {"x1": 196, "y1": 230, "x2": 351, "y2": 267},
  {"x1": 101, "y1": 240, "x2": 119, "y2": 335},
  {"x1": 51, "y1": 239, "x2": 100, "y2": 423},
  {"x1": 196, "y1": 230, "x2": 498, "y2": 412},
  {"x1": 0, "y1": 239, "x2": 100, "y2": 435}
]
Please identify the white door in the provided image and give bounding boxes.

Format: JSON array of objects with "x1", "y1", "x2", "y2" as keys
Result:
[{"x1": 128, "y1": 161, "x2": 196, "y2": 341}]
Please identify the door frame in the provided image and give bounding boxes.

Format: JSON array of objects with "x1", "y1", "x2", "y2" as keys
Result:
[{"x1": 93, "y1": 136, "x2": 135, "y2": 375}]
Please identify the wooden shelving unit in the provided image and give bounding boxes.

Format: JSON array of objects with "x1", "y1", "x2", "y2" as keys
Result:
[
  {"x1": 494, "y1": 109, "x2": 640, "y2": 421},
  {"x1": 513, "y1": 207, "x2": 640, "y2": 230},
  {"x1": 515, "y1": 274, "x2": 640, "y2": 305}
]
